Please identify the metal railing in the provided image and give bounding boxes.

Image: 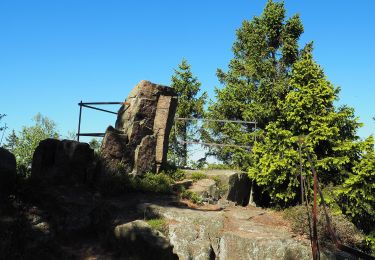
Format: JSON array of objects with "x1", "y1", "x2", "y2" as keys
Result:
[
  {"x1": 76, "y1": 101, "x2": 129, "y2": 141},
  {"x1": 174, "y1": 117, "x2": 257, "y2": 149}
]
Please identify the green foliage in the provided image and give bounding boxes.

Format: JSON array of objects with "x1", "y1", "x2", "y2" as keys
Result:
[
  {"x1": 205, "y1": 163, "x2": 234, "y2": 170},
  {"x1": 169, "y1": 59, "x2": 207, "y2": 166},
  {"x1": 334, "y1": 136, "x2": 375, "y2": 234},
  {"x1": 206, "y1": 0, "x2": 304, "y2": 169},
  {"x1": 180, "y1": 190, "x2": 203, "y2": 204},
  {"x1": 283, "y1": 205, "x2": 366, "y2": 250},
  {"x1": 135, "y1": 173, "x2": 174, "y2": 194},
  {"x1": 249, "y1": 49, "x2": 361, "y2": 206},
  {"x1": 5, "y1": 114, "x2": 59, "y2": 176},
  {"x1": 190, "y1": 172, "x2": 207, "y2": 182},
  {"x1": 364, "y1": 234, "x2": 375, "y2": 256},
  {"x1": 89, "y1": 138, "x2": 101, "y2": 153},
  {"x1": 146, "y1": 218, "x2": 168, "y2": 234},
  {"x1": 160, "y1": 163, "x2": 186, "y2": 181}
]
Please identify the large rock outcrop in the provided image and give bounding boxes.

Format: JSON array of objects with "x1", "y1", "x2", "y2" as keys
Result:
[
  {"x1": 138, "y1": 203, "x2": 339, "y2": 260},
  {"x1": 31, "y1": 139, "x2": 97, "y2": 184},
  {"x1": 0, "y1": 147, "x2": 16, "y2": 196},
  {"x1": 101, "y1": 80, "x2": 177, "y2": 176}
]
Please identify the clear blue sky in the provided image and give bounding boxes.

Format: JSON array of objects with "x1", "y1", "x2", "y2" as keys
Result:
[{"x1": 1, "y1": 0, "x2": 374, "y2": 143}]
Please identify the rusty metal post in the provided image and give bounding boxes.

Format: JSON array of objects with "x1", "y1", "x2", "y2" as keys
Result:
[
  {"x1": 312, "y1": 165, "x2": 319, "y2": 260},
  {"x1": 174, "y1": 119, "x2": 177, "y2": 166},
  {"x1": 77, "y1": 101, "x2": 83, "y2": 142},
  {"x1": 298, "y1": 139, "x2": 304, "y2": 205}
]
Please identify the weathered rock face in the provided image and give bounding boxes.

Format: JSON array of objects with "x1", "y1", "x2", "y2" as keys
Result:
[
  {"x1": 138, "y1": 203, "x2": 337, "y2": 260},
  {"x1": 0, "y1": 147, "x2": 16, "y2": 196},
  {"x1": 183, "y1": 169, "x2": 252, "y2": 206},
  {"x1": 101, "y1": 80, "x2": 177, "y2": 176},
  {"x1": 113, "y1": 220, "x2": 178, "y2": 260},
  {"x1": 31, "y1": 139, "x2": 96, "y2": 184},
  {"x1": 188, "y1": 178, "x2": 220, "y2": 204}
]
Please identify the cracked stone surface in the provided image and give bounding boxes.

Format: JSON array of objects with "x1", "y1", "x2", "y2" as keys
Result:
[{"x1": 137, "y1": 203, "x2": 338, "y2": 260}]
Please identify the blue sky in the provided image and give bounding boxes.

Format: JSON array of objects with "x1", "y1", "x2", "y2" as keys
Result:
[{"x1": 0, "y1": 0, "x2": 374, "y2": 144}]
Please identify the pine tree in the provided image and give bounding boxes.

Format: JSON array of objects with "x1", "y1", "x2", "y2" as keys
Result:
[
  {"x1": 206, "y1": 0, "x2": 304, "y2": 168},
  {"x1": 170, "y1": 59, "x2": 207, "y2": 166},
  {"x1": 335, "y1": 135, "x2": 375, "y2": 233},
  {"x1": 3, "y1": 130, "x2": 18, "y2": 151},
  {"x1": 249, "y1": 48, "x2": 361, "y2": 206}
]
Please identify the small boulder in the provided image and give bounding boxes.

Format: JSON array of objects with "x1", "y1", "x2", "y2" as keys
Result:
[
  {"x1": 31, "y1": 139, "x2": 96, "y2": 184},
  {"x1": 114, "y1": 220, "x2": 178, "y2": 260},
  {"x1": 0, "y1": 147, "x2": 16, "y2": 196}
]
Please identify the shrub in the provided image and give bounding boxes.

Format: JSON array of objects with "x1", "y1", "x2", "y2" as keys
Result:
[
  {"x1": 283, "y1": 205, "x2": 366, "y2": 250},
  {"x1": 180, "y1": 190, "x2": 202, "y2": 204},
  {"x1": 190, "y1": 172, "x2": 207, "y2": 182},
  {"x1": 136, "y1": 173, "x2": 174, "y2": 194},
  {"x1": 162, "y1": 168, "x2": 186, "y2": 181}
]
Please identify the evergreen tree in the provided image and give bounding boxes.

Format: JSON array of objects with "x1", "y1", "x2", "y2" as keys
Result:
[
  {"x1": 249, "y1": 49, "x2": 361, "y2": 206},
  {"x1": 3, "y1": 130, "x2": 18, "y2": 151},
  {"x1": 170, "y1": 59, "x2": 207, "y2": 166},
  {"x1": 206, "y1": 0, "x2": 304, "y2": 168},
  {"x1": 335, "y1": 135, "x2": 375, "y2": 233}
]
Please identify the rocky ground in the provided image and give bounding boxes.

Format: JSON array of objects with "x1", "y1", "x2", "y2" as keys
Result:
[{"x1": 0, "y1": 177, "x2": 356, "y2": 260}]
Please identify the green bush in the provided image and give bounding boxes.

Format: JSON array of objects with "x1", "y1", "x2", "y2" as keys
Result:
[
  {"x1": 190, "y1": 172, "x2": 207, "y2": 182},
  {"x1": 364, "y1": 235, "x2": 375, "y2": 256},
  {"x1": 162, "y1": 168, "x2": 186, "y2": 181},
  {"x1": 180, "y1": 190, "x2": 202, "y2": 204},
  {"x1": 283, "y1": 205, "x2": 366, "y2": 250},
  {"x1": 136, "y1": 173, "x2": 174, "y2": 194}
]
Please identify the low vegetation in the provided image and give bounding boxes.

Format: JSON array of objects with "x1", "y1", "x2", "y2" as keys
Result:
[
  {"x1": 283, "y1": 206, "x2": 369, "y2": 253},
  {"x1": 190, "y1": 172, "x2": 207, "y2": 182},
  {"x1": 180, "y1": 190, "x2": 203, "y2": 205},
  {"x1": 146, "y1": 218, "x2": 168, "y2": 234}
]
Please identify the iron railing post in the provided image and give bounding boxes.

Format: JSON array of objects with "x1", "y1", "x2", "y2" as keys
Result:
[{"x1": 77, "y1": 101, "x2": 83, "y2": 142}]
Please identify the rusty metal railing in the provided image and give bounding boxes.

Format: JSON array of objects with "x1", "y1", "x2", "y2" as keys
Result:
[{"x1": 76, "y1": 101, "x2": 129, "y2": 141}]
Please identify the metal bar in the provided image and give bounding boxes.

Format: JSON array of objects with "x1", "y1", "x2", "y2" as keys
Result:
[
  {"x1": 81, "y1": 102, "x2": 129, "y2": 105},
  {"x1": 81, "y1": 104, "x2": 118, "y2": 115},
  {"x1": 77, "y1": 101, "x2": 83, "y2": 141},
  {"x1": 175, "y1": 117, "x2": 257, "y2": 124},
  {"x1": 298, "y1": 139, "x2": 304, "y2": 205},
  {"x1": 337, "y1": 243, "x2": 375, "y2": 259},
  {"x1": 312, "y1": 162, "x2": 319, "y2": 260},
  {"x1": 178, "y1": 140, "x2": 251, "y2": 149},
  {"x1": 77, "y1": 133, "x2": 105, "y2": 137},
  {"x1": 304, "y1": 146, "x2": 338, "y2": 245}
]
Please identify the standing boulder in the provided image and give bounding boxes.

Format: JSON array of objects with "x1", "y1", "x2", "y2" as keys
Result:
[
  {"x1": 0, "y1": 147, "x2": 16, "y2": 196},
  {"x1": 31, "y1": 139, "x2": 96, "y2": 184},
  {"x1": 101, "y1": 80, "x2": 177, "y2": 176}
]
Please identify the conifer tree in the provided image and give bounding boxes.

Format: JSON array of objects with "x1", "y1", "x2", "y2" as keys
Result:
[
  {"x1": 170, "y1": 59, "x2": 207, "y2": 166},
  {"x1": 249, "y1": 48, "x2": 361, "y2": 206},
  {"x1": 335, "y1": 135, "x2": 375, "y2": 234},
  {"x1": 206, "y1": 0, "x2": 304, "y2": 168}
]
